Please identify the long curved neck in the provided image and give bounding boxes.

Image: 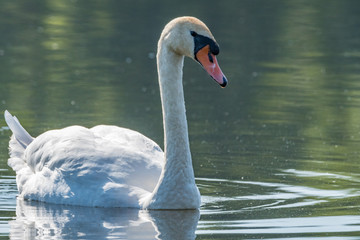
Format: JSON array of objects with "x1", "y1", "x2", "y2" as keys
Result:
[
  {"x1": 158, "y1": 48, "x2": 192, "y2": 171},
  {"x1": 143, "y1": 42, "x2": 200, "y2": 209}
]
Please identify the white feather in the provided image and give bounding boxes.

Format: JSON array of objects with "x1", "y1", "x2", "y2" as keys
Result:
[{"x1": 4, "y1": 110, "x2": 33, "y2": 147}]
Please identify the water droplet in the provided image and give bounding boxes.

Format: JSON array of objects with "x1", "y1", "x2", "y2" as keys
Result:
[
  {"x1": 37, "y1": 26, "x2": 44, "y2": 33},
  {"x1": 125, "y1": 57, "x2": 132, "y2": 64},
  {"x1": 148, "y1": 52, "x2": 155, "y2": 59},
  {"x1": 51, "y1": 42, "x2": 59, "y2": 50}
]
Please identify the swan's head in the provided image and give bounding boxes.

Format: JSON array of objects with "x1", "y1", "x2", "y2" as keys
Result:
[{"x1": 159, "y1": 16, "x2": 227, "y2": 87}]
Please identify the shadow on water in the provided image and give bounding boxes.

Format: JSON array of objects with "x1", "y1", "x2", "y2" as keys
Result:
[{"x1": 9, "y1": 199, "x2": 200, "y2": 240}]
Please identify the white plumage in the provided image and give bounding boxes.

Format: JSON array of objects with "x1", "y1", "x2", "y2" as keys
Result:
[{"x1": 6, "y1": 116, "x2": 163, "y2": 207}]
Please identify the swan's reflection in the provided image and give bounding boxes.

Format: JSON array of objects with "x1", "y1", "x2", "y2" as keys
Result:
[{"x1": 9, "y1": 199, "x2": 199, "y2": 240}]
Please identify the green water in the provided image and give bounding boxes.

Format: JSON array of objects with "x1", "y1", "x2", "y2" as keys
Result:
[{"x1": 1, "y1": 0, "x2": 360, "y2": 239}]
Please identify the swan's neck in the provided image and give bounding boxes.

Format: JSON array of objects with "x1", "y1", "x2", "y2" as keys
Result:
[
  {"x1": 159, "y1": 50, "x2": 191, "y2": 175},
  {"x1": 143, "y1": 44, "x2": 200, "y2": 209}
]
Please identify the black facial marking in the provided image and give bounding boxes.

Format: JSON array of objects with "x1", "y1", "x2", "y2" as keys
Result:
[{"x1": 191, "y1": 31, "x2": 219, "y2": 57}]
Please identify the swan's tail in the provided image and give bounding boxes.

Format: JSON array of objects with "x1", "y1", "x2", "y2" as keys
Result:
[
  {"x1": 4, "y1": 110, "x2": 33, "y2": 149},
  {"x1": 5, "y1": 110, "x2": 34, "y2": 182}
]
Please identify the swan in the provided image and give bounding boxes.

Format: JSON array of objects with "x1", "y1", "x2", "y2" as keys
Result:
[{"x1": 4, "y1": 16, "x2": 227, "y2": 209}]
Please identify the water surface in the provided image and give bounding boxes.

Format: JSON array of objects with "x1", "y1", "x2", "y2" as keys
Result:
[{"x1": 1, "y1": 0, "x2": 360, "y2": 239}]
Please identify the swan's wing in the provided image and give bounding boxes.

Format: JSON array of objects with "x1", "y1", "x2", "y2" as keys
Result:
[
  {"x1": 90, "y1": 125, "x2": 164, "y2": 166},
  {"x1": 90, "y1": 125, "x2": 164, "y2": 192},
  {"x1": 12, "y1": 125, "x2": 163, "y2": 207}
]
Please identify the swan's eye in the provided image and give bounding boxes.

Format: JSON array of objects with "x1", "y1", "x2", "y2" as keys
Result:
[
  {"x1": 208, "y1": 52, "x2": 214, "y2": 63},
  {"x1": 190, "y1": 31, "x2": 197, "y2": 37}
]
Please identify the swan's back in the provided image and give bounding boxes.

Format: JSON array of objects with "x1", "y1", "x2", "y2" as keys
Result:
[{"x1": 8, "y1": 123, "x2": 163, "y2": 207}]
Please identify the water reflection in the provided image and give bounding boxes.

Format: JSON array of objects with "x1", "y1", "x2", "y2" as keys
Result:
[{"x1": 9, "y1": 199, "x2": 199, "y2": 240}]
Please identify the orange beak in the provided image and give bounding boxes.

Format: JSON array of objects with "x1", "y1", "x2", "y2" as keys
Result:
[{"x1": 195, "y1": 45, "x2": 227, "y2": 87}]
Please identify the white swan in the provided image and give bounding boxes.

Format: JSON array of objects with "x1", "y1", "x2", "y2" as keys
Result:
[{"x1": 4, "y1": 16, "x2": 227, "y2": 209}]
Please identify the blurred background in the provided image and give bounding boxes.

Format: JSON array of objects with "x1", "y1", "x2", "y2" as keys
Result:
[{"x1": 1, "y1": 0, "x2": 360, "y2": 239}]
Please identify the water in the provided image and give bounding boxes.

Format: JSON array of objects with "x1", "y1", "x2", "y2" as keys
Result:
[{"x1": 1, "y1": 0, "x2": 360, "y2": 239}]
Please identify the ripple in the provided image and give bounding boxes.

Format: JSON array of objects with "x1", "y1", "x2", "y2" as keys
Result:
[
  {"x1": 197, "y1": 176, "x2": 360, "y2": 212},
  {"x1": 197, "y1": 215, "x2": 360, "y2": 235},
  {"x1": 0, "y1": 176, "x2": 17, "y2": 211},
  {"x1": 0, "y1": 126, "x2": 9, "y2": 132},
  {"x1": 280, "y1": 169, "x2": 360, "y2": 182}
]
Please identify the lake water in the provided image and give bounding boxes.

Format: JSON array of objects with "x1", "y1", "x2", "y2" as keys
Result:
[{"x1": 1, "y1": 0, "x2": 360, "y2": 239}]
